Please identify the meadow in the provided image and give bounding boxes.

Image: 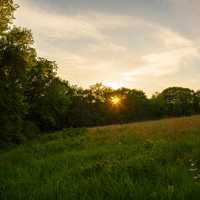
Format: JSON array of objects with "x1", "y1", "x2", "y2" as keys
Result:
[{"x1": 1, "y1": 115, "x2": 200, "y2": 200}]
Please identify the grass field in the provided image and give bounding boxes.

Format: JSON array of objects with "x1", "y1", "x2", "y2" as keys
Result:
[{"x1": 1, "y1": 116, "x2": 200, "y2": 199}]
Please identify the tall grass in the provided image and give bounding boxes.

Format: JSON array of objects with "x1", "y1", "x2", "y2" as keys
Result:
[{"x1": 1, "y1": 116, "x2": 200, "y2": 199}]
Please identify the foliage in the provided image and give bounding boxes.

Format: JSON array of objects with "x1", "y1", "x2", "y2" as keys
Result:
[
  {"x1": 29, "y1": 78, "x2": 71, "y2": 131},
  {"x1": 158, "y1": 87, "x2": 195, "y2": 116},
  {"x1": 0, "y1": 0, "x2": 18, "y2": 34},
  {"x1": 194, "y1": 91, "x2": 200, "y2": 114},
  {"x1": 1, "y1": 0, "x2": 200, "y2": 145}
]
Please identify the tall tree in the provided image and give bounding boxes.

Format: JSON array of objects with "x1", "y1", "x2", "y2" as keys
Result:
[
  {"x1": 0, "y1": 27, "x2": 36, "y2": 144},
  {"x1": 0, "y1": 0, "x2": 17, "y2": 34},
  {"x1": 158, "y1": 87, "x2": 195, "y2": 116}
]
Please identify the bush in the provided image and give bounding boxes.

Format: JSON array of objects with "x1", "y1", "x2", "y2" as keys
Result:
[{"x1": 22, "y1": 121, "x2": 40, "y2": 139}]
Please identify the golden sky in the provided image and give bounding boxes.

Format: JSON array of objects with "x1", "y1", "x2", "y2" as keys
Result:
[{"x1": 15, "y1": 0, "x2": 200, "y2": 95}]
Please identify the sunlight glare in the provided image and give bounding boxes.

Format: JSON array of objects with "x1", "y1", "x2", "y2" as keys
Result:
[
  {"x1": 105, "y1": 82, "x2": 123, "y2": 90},
  {"x1": 111, "y1": 96, "x2": 121, "y2": 106}
]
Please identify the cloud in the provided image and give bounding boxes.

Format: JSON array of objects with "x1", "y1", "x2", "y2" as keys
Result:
[
  {"x1": 123, "y1": 46, "x2": 199, "y2": 80},
  {"x1": 122, "y1": 30, "x2": 199, "y2": 80},
  {"x1": 15, "y1": 6, "x2": 104, "y2": 41},
  {"x1": 157, "y1": 28, "x2": 193, "y2": 49},
  {"x1": 15, "y1": 1, "x2": 142, "y2": 42},
  {"x1": 14, "y1": 0, "x2": 200, "y2": 94}
]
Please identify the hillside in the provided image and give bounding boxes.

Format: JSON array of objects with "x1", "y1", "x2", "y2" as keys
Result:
[{"x1": 1, "y1": 115, "x2": 200, "y2": 199}]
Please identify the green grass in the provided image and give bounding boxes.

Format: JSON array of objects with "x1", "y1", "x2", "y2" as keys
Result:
[{"x1": 1, "y1": 116, "x2": 200, "y2": 199}]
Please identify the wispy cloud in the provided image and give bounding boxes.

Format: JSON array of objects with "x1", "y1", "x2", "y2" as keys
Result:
[
  {"x1": 15, "y1": 7, "x2": 104, "y2": 40},
  {"x1": 123, "y1": 46, "x2": 199, "y2": 80},
  {"x1": 15, "y1": 0, "x2": 200, "y2": 94}
]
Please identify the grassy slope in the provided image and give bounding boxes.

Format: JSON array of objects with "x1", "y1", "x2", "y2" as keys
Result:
[{"x1": 1, "y1": 116, "x2": 200, "y2": 199}]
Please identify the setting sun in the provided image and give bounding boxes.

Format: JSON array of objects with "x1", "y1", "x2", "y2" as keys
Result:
[{"x1": 110, "y1": 96, "x2": 121, "y2": 105}]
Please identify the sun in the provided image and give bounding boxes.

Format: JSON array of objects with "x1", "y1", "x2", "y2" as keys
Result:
[{"x1": 110, "y1": 96, "x2": 121, "y2": 105}]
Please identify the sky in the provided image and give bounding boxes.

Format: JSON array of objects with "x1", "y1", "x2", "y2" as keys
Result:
[{"x1": 15, "y1": 0, "x2": 200, "y2": 95}]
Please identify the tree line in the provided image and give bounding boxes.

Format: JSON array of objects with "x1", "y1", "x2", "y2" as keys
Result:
[{"x1": 1, "y1": 0, "x2": 200, "y2": 146}]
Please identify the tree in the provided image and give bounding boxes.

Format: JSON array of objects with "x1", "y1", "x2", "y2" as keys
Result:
[
  {"x1": 0, "y1": 0, "x2": 18, "y2": 34},
  {"x1": 0, "y1": 27, "x2": 36, "y2": 144},
  {"x1": 124, "y1": 89, "x2": 150, "y2": 122},
  {"x1": 29, "y1": 78, "x2": 71, "y2": 131},
  {"x1": 1, "y1": 0, "x2": 200, "y2": 146},
  {"x1": 194, "y1": 91, "x2": 200, "y2": 114},
  {"x1": 0, "y1": 3, "x2": 61, "y2": 143},
  {"x1": 25, "y1": 57, "x2": 57, "y2": 104},
  {"x1": 150, "y1": 92, "x2": 166, "y2": 118},
  {"x1": 158, "y1": 87, "x2": 195, "y2": 116}
]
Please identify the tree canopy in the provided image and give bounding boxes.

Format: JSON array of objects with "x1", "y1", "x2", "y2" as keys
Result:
[{"x1": 0, "y1": 0, "x2": 200, "y2": 146}]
